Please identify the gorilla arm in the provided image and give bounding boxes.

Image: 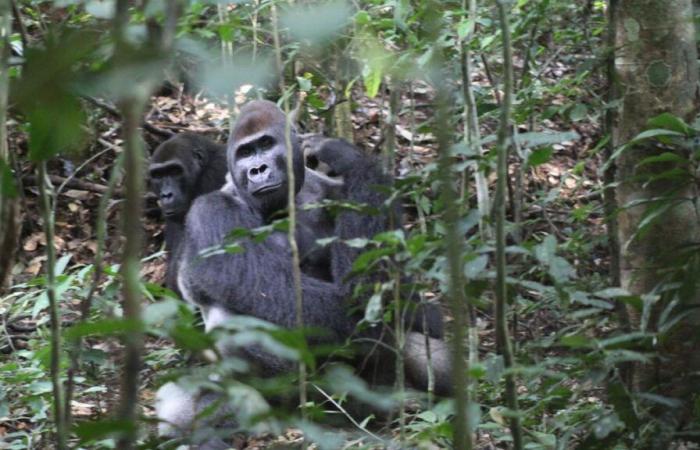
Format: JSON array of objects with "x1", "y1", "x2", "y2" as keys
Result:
[
  {"x1": 308, "y1": 138, "x2": 445, "y2": 339},
  {"x1": 177, "y1": 188, "x2": 354, "y2": 342}
]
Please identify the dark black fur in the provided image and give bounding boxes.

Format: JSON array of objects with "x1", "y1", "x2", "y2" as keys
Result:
[
  {"x1": 148, "y1": 133, "x2": 228, "y2": 293},
  {"x1": 178, "y1": 101, "x2": 443, "y2": 348},
  {"x1": 158, "y1": 101, "x2": 449, "y2": 445}
]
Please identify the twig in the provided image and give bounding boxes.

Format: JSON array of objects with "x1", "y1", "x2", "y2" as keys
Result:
[
  {"x1": 10, "y1": 0, "x2": 28, "y2": 51},
  {"x1": 272, "y1": 4, "x2": 308, "y2": 443},
  {"x1": 495, "y1": 2, "x2": 524, "y2": 449},
  {"x1": 480, "y1": 53, "x2": 501, "y2": 105},
  {"x1": 23, "y1": 174, "x2": 116, "y2": 195},
  {"x1": 64, "y1": 153, "x2": 124, "y2": 432},
  {"x1": 56, "y1": 145, "x2": 116, "y2": 196},
  {"x1": 81, "y1": 95, "x2": 174, "y2": 139},
  {"x1": 38, "y1": 163, "x2": 68, "y2": 450},
  {"x1": 312, "y1": 384, "x2": 386, "y2": 443}
]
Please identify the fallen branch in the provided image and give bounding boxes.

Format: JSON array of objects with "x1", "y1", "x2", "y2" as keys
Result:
[
  {"x1": 82, "y1": 95, "x2": 174, "y2": 139},
  {"x1": 23, "y1": 175, "x2": 120, "y2": 196}
]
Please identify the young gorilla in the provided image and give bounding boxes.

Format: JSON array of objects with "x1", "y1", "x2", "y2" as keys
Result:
[
  {"x1": 148, "y1": 133, "x2": 228, "y2": 294},
  {"x1": 156, "y1": 101, "x2": 450, "y2": 448}
]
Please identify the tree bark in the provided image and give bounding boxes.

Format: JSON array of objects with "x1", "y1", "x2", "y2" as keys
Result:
[
  {"x1": 0, "y1": 0, "x2": 19, "y2": 291},
  {"x1": 611, "y1": 0, "x2": 699, "y2": 409}
]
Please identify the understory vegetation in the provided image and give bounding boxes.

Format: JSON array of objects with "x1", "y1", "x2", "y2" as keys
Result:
[{"x1": 1, "y1": 0, "x2": 699, "y2": 449}]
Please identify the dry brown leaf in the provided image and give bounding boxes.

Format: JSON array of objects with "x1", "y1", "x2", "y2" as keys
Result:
[
  {"x1": 64, "y1": 189, "x2": 90, "y2": 200},
  {"x1": 23, "y1": 232, "x2": 45, "y2": 252},
  {"x1": 25, "y1": 256, "x2": 46, "y2": 276}
]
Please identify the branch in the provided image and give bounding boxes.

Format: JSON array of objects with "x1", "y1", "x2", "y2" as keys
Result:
[
  {"x1": 22, "y1": 174, "x2": 119, "y2": 195},
  {"x1": 82, "y1": 95, "x2": 174, "y2": 139}
]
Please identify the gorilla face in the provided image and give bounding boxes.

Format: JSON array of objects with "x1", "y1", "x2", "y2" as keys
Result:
[
  {"x1": 149, "y1": 144, "x2": 204, "y2": 219},
  {"x1": 228, "y1": 101, "x2": 305, "y2": 218}
]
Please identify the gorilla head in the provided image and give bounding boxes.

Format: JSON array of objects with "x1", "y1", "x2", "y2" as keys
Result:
[
  {"x1": 149, "y1": 133, "x2": 227, "y2": 220},
  {"x1": 228, "y1": 100, "x2": 305, "y2": 218}
]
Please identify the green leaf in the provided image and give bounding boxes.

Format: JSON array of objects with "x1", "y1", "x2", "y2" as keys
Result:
[
  {"x1": 281, "y1": 1, "x2": 352, "y2": 43},
  {"x1": 55, "y1": 254, "x2": 72, "y2": 277},
  {"x1": 27, "y1": 96, "x2": 86, "y2": 162},
  {"x1": 0, "y1": 158, "x2": 17, "y2": 198},
  {"x1": 560, "y1": 334, "x2": 592, "y2": 348},
  {"x1": 636, "y1": 151, "x2": 686, "y2": 168},
  {"x1": 594, "y1": 288, "x2": 631, "y2": 298},
  {"x1": 355, "y1": 10, "x2": 371, "y2": 26},
  {"x1": 75, "y1": 419, "x2": 136, "y2": 442},
  {"x1": 568, "y1": 103, "x2": 588, "y2": 122},
  {"x1": 364, "y1": 292, "x2": 383, "y2": 323},
  {"x1": 363, "y1": 63, "x2": 382, "y2": 98},
  {"x1": 65, "y1": 318, "x2": 143, "y2": 340},
  {"x1": 464, "y1": 254, "x2": 488, "y2": 279},
  {"x1": 647, "y1": 112, "x2": 691, "y2": 136},
  {"x1": 527, "y1": 147, "x2": 553, "y2": 167},
  {"x1": 631, "y1": 128, "x2": 685, "y2": 143},
  {"x1": 480, "y1": 130, "x2": 579, "y2": 148},
  {"x1": 85, "y1": 0, "x2": 116, "y2": 19},
  {"x1": 201, "y1": 53, "x2": 275, "y2": 97},
  {"x1": 636, "y1": 393, "x2": 683, "y2": 409},
  {"x1": 608, "y1": 381, "x2": 639, "y2": 430}
]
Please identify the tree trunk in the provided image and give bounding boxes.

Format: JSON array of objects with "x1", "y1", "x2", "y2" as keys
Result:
[
  {"x1": 611, "y1": 0, "x2": 699, "y2": 412},
  {"x1": 0, "y1": 0, "x2": 19, "y2": 291}
]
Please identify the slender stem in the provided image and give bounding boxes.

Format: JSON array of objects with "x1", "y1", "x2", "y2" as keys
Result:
[
  {"x1": 433, "y1": 48, "x2": 472, "y2": 450},
  {"x1": 272, "y1": 2, "x2": 308, "y2": 439},
  {"x1": 116, "y1": 99, "x2": 146, "y2": 450},
  {"x1": 385, "y1": 78, "x2": 399, "y2": 174},
  {"x1": 461, "y1": 0, "x2": 491, "y2": 240},
  {"x1": 0, "y1": 0, "x2": 18, "y2": 291},
  {"x1": 494, "y1": 2, "x2": 524, "y2": 449},
  {"x1": 64, "y1": 153, "x2": 124, "y2": 430},
  {"x1": 38, "y1": 162, "x2": 67, "y2": 450},
  {"x1": 113, "y1": 1, "x2": 146, "y2": 447},
  {"x1": 393, "y1": 271, "x2": 405, "y2": 440}
]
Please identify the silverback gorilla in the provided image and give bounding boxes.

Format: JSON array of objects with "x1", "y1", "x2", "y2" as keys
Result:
[
  {"x1": 156, "y1": 101, "x2": 450, "y2": 448},
  {"x1": 148, "y1": 133, "x2": 228, "y2": 294}
]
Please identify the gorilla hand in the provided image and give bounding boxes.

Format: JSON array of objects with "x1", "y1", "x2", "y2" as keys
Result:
[{"x1": 301, "y1": 136, "x2": 363, "y2": 177}]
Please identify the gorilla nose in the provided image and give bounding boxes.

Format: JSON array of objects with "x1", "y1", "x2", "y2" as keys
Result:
[
  {"x1": 248, "y1": 164, "x2": 269, "y2": 183},
  {"x1": 160, "y1": 191, "x2": 175, "y2": 208}
]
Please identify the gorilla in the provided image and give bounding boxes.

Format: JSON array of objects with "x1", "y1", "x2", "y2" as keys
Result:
[
  {"x1": 148, "y1": 133, "x2": 228, "y2": 293},
  {"x1": 155, "y1": 100, "x2": 451, "y2": 447}
]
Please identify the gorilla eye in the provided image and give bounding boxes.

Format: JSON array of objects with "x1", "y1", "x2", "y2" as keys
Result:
[
  {"x1": 258, "y1": 136, "x2": 274, "y2": 150},
  {"x1": 151, "y1": 164, "x2": 183, "y2": 178},
  {"x1": 237, "y1": 144, "x2": 254, "y2": 158}
]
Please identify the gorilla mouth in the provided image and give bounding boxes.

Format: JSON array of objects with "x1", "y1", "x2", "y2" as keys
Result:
[
  {"x1": 252, "y1": 183, "x2": 282, "y2": 196},
  {"x1": 163, "y1": 210, "x2": 182, "y2": 218}
]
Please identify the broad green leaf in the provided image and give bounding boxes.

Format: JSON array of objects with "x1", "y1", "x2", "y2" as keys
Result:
[
  {"x1": 85, "y1": 0, "x2": 116, "y2": 19},
  {"x1": 65, "y1": 318, "x2": 143, "y2": 340},
  {"x1": 560, "y1": 334, "x2": 592, "y2": 348},
  {"x1": 527, "y1": 147, "x2": 553, "y2": 167},
  {"x1": 0, "y1": 158, "x2": 17, "y2": 198},
  {"x1": 594, "y1": 287, "x2": 631, "y2": 299},
  {"x1": 281, "y1": 1, "x2": 351, "y2": 43},
  {"x1": 647, "y1": 112, "x2": 691, "y2": 135},
  {"x1": 592, "y1": 413, "x2": 624, "y2": 439},
  {"x1": 75, "y1": 419, "x2": 136, "y2": 442},
  {"x1": 363, "y1": 63, "x2": 382, "y2": 98},
  {"x1": 568, "y1": 103, "x2": 587, "y2": 121},
  {"x1": 364, "y1": 292, "x2": 383, "y2": 323},
  {"x1": 636, "y1": 151, "x2": 686, "y2": 168},
  {"x1": 636, "y1": 393, "x2": 683, "y2": 409},
  {"x1": 201, "y1": 54, "x2": 275, "y2": 97},
  {"x1": 464, "y1": 254, "x2": 488, "y2": 279}
]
